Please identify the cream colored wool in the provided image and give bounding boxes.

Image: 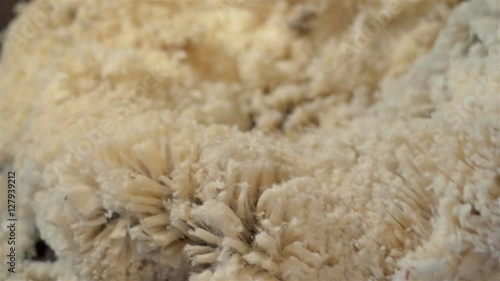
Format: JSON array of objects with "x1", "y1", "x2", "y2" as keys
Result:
[{"x1": 0, "y1": 0, "x2": 499, "y2": 280}]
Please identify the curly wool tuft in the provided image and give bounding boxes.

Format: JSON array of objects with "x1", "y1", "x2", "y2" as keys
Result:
[{"x1": 0, "y1": 0, "x2": 499, "y2": 281}]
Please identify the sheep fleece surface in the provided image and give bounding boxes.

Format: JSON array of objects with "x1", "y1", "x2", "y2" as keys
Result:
[{"x1": 0, "y1": 0, "x2": 499, "y2": 280}]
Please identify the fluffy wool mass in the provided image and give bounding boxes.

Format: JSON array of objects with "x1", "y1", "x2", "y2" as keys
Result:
[{"x1": 0, "y1": 0, "x2": 499, "y2": 280}]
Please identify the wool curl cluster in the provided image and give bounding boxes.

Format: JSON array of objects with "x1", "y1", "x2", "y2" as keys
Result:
[{"x1": 0, "y1": 0, "x2": 499, "y2": 280}]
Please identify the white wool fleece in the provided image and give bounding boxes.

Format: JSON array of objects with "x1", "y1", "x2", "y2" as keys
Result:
[{"x1": 0, "y1": 0, "x2": 498, "y2": 281}]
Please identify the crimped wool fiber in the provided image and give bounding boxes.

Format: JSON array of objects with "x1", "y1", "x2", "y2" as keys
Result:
[{"x1": 0, "y1": 0, "x2": 499, "y2": 280}]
